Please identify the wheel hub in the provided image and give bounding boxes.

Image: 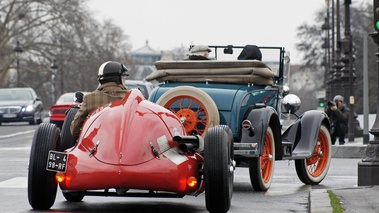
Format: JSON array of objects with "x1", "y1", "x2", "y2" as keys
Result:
[
  {"x1": 229, "y1": 160, "x2": 236, "y2": 173},
  {"x1": 268, "y1": 154, "x2": 273, "y2": 161},
  {"x1": 175, "y1": 109, "x2": 198, "y2": 132}
]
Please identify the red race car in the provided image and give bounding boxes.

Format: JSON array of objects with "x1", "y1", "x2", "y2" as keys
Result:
[{"x1": 28, "y1": 89, "x2": 234, "y2": 213}]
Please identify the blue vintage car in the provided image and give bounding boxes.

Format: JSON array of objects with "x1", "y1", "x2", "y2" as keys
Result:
[{"x1": 147, "y1": 45, "x2": 332, "y2": 191}]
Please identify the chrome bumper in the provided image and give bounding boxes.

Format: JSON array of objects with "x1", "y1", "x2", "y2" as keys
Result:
[{"x1": 233, "y1": 142, "x2": 259, "y2": 157}]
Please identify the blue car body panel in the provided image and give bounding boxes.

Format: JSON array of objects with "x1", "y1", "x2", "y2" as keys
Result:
[{"x1": 149, "y1": 83, "x2": 280, "y2": 140}]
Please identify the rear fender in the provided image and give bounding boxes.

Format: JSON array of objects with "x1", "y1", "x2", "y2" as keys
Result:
[
  {"x1": 240, "y1": 106, "x2": 281, "y2": 158},
  {"x1": 282, "y1": 110, "x2": 330, "y2": 158}
]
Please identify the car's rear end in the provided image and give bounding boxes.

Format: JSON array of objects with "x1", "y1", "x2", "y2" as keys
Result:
[
  {"x1": 147, "y1": 57, "x2": 279, "y2": 135},
  {"x1": 28, "y1": 89, "x2": 233, "y2": 213},
  {"x1": 57, "y1": 89, "x2": 204, "y2": 195},
  {"x1": 49, "y1": 104, "x2": 75, "y2": 129},
  {"x1": 49, "y1": 92, "x2": 85, "y2": 129},
  {"x1": 149, "y1": 82, "x2": 273, "y2": 138}
]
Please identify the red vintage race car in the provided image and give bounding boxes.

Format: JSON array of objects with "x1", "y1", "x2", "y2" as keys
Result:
[{"x1": 27, "y1": 89, "x2": 234, "y2": 213}]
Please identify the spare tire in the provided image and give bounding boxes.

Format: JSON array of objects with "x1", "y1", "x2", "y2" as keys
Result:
[{"x1": 156, "y1": 86, "x2": 219, "y2": 136}]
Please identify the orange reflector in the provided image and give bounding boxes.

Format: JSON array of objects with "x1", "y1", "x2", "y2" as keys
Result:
[
  {"x1": 187, "y1": 176, "x2": 197, "y2": 188},
  {"x1": 55, "y1": 173, "x2": 66, "y2": 183}
]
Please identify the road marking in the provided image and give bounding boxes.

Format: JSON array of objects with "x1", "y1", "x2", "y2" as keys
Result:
[
  {"x1": 0, "y1": 177, "x2": 27, "y2": 188},
  {"x1": 273, "y1": 175, "x2": 357, "y2": 179},
  {"x1": 0, "y1": 147, "x2": 30, "y2": 151},
  {"x1": 0, "y1": 130, "x2": 35, "y2": 139}
]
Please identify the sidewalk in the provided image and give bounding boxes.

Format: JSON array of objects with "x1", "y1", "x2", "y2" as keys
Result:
[
  {"x1": 310, "y1": 186, "x2": 379, "y2": 213},
  {"x1": 331, "y1": 137, "x2": 368, "y2": 159},
  {"x1": 310, "y1": 137, "x2": 379, "y2": 213}
]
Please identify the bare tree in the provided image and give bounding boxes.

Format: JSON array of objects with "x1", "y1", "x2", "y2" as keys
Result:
[
  {"x1": 0, "y1": 0, "x2": 132, "y2": 108},
  {"x1": 295, "y1": 2, "x2": 377, "y2": 114}
]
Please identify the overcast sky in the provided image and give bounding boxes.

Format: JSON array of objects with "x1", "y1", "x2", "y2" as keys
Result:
[{"x1": 86, "y1": 0, "x2": 368, "y2": 64}]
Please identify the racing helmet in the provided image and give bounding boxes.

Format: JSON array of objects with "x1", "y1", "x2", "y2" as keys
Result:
[
  {"x1": 333, "y1": 95, "x2": 344, "y2": 103},
  {"x1": 97, "y1": 61, "x2": 128, "y2": 84}
]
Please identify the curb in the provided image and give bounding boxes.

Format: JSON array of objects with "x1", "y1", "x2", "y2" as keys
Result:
[
  {"x1": 309, "y1": 189, "x2": 333, "y2": 213},
  {"x1": 331, "y1": 144, "x2": 367, "y2": 158}
]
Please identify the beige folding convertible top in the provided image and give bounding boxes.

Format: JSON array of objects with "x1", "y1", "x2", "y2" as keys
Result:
[{"x1": 145, "y1": 60, "x2": 275, "y2": 85}]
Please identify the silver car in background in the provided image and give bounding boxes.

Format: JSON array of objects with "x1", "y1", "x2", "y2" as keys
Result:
[{"x1": 124, "y1": 80, "x2": 154, "y2": 99}]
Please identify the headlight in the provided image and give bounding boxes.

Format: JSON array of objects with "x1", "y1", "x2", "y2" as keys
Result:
[{"x1": 25, "y1": 105, "x2": 34, "y2": 112}]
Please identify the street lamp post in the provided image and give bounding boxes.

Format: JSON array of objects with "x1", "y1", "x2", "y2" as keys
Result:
[
  {"x1": 59, "y1": 36, "x2": 67, "y2": 95},
  {"x1": 358, "y1": 31, "x2": 379, "y2": 186},
  {"x1": 357, "y1": 0, "x2": 379, "y2": 186},
  {"x1": 321, "y1": 16, "x2": 331, "y2": 100},
  {"x1": 13, "y1": 41, "x2": 23, "y2": 87},
  {"x1": 328, "y1": 0, "x2": 336, "y2": 99},
  {"x1": 51, "y1": 59, "x2": 59, "y2": 104},
  {"x1": 332, "y1": 0, "x2": 343, "y2": 97},
  {"x1": 340, "y1": 0, "x2": 356, "y2": 142},
  {"x1": 60, "y1": 39, "x2": 64, "y2": 95}
]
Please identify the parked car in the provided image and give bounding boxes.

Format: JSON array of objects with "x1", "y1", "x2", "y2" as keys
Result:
[
  {"x1": 0, "y1": 87, "x2": 44, "y2": 125},
  {"x1": 124, "y1": 79, "x2": 154, "y2": 99},
  {"x1": 49, "y1": 92, "x2": 87, "y2": 129},
  {"x1": 147, "y1": 45, "x2": 332, "y2": 192},
  {"x1": 28, "y1": 89, "x2": 233, "y2": 212}
]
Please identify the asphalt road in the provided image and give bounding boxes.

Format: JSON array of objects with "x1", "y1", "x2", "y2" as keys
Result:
[{"x1": 0, "y1": 122, "x2": 362, "y2": 213}]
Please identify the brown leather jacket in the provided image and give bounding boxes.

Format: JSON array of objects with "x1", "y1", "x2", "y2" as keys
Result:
[{"x1": 70, "y1": 82, "x2": 128, "y2": 139}]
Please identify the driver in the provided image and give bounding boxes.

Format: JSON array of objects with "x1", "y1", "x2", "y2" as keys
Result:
[
  {"x1": 70, "y1": 61, "x2": 129, "y2": 140},
  {"x1": 187, "y1": 45, "x2": 212, "y2": 60}
]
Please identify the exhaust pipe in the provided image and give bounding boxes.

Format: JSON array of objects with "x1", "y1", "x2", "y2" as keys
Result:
[
  {"x1": 173, "y1": 135, "x2": 204, "y2": 153},
  {"x1": 178, "y1": 143, "x2": 196, "y2": 153}
]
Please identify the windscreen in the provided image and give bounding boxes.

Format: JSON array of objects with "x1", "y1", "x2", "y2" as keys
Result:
[
  {"x1": 56, "y1": 94, "x2": 75, "y2": 104},
  {"x1": 0, "y1": 90, "x2": 33, "y2": 101},
  {"x1": 205, "y1": 45, "x2": 285, "y2": 77}
]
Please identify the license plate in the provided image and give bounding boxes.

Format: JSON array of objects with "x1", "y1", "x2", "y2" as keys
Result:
[
  {"x1": 3, "y1": 113, "x2": 16, "y2": 118},
  {"x1": 46, "y1": 151, "x2": 68, "y2": 172}
]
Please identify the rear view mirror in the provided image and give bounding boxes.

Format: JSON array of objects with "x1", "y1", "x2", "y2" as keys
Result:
[{"x1": 223, "y1": 45, "x2": 233, "y2": 54}]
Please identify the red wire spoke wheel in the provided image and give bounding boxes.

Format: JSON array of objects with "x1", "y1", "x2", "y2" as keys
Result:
[
  {"x1": 295, "y1": 124, "x2": 332, "y2": 184},
  {"x1": 249, "y1": 126, "x2": 275, "y2": 191},
  {"x1": 156, "y1": 86, "x2": 219, "y2": 136}
]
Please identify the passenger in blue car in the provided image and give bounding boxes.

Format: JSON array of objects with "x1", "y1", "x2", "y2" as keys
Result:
[{"x1": 187, "y1": 45, "x2": 211, "y2": 60}]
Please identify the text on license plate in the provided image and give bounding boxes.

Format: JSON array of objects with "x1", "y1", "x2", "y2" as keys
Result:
[
  {"x1": 46, "y1": 151, "x2": 68, "y2": 172},
  {"x1": 3, "y1": 114, "x2": 16, "y2": 118}
]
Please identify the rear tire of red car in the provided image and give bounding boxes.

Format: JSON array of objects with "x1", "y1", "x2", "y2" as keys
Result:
[
  {"x1": 204, "y1": 125, "x2": 233, "y2": 213},
  {"x1": 295, "y1": 124, "x2": 332, "y2": 185},
  {"x1": 249, "y1": 126, "x2": 275, "y2": 192},
  {"x1": 60, "y1": 107, "x2": 78, "y2": 152},
  {"x1": 156, "y1": 86, "x2": 220, "y2": 136},
  {"x1": 28, "y1": 123, "x2": 60, "y2": 210}
]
